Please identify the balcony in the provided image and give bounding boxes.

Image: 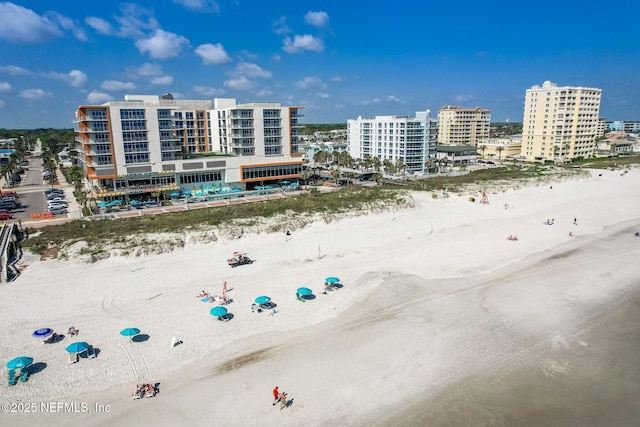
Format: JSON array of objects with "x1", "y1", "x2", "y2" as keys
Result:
[{"x1": 74, "y1": 115, "x2": 108, "y2": 123}]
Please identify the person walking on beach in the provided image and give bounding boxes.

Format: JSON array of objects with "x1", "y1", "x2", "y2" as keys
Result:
[
  {"x1": 279, "y1": 391, "x2": 288, "y2": 410},
  {"x1": 272, "y1": 386, "x2": 280, "y2": 405},
  {"x1": 223, "y1": 281, "x2": 227, "y2": 293}
]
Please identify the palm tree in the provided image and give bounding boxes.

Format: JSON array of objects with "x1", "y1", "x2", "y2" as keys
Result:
[
  {"x1": 312, "y1": 150, "x2": 325, "y2": 166},
  {"x1": 562, "y1": 143, "x2": 571, "y2": 165},
  {"x1": 299, "y1": 169, "x2": 312, "y2": 189},
  {"x1": 395, "y1": 159, "x2": 407, "y2": 176},
  {"x1": 478, "y1": 144, "x2": 487, "y2": 160},
  {"x1": 372, "y1": 157, "x2": 382, "y2": 172},
  {"x1": 496, "y1": 146, "x2": 505, "y2": 161}
]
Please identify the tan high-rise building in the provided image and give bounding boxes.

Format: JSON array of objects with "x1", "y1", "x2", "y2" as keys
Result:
[
  {"x1": 521, "y1": 81, "x2": 601, "y2": 161},
  {"x1": 437, "y1": 106, "x2": 491, "y2": 146}
]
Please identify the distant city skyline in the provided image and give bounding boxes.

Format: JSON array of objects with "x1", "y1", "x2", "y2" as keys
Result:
[{"x1": 0, "y1": 1, "x2": 639, "y2": 129}]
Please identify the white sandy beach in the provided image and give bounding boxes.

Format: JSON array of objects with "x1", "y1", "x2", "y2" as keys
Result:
[{"x1": 2, "y1": 168, "x2": 640, "y2": 426}]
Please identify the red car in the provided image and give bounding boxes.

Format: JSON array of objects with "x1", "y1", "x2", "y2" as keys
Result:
[{"x1": 0, "y1": 213, "x2": 12, "y2": 220}]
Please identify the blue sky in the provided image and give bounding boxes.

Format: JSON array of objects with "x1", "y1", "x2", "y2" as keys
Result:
[{"x1": 0, "y1": 1, "x2": 639, "y2": 129}]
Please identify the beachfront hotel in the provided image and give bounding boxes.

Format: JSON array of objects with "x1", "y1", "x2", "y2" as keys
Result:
[
  {"x1": 520, "y1": 81, "x2": 602, "y2": 162},
  {"x1": 346, "y1": 111, "x2": 432, "y2": 174},
  {"x1": 74, "y1": 95, "x2": 305, "y2": 199},
  {"x1": 437, "y1": 106, "x2": 491, "y2": 147}
]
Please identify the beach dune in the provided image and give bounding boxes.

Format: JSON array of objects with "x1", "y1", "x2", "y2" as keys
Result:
[{"x1": 2, "y1": 168, "x2": 640, "y2": 426}]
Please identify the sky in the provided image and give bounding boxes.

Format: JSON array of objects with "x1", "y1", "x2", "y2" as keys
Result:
[{"x1": 0, "y1": 1, "x2": 639, "y2": 129}]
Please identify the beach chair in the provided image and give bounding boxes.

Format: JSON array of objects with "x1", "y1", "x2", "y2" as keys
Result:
[
  {"x1": 69, "y1": 353, "x2": 78, "y2": 364},
  {"x1": 87, "y1": 345, "x2": 96, "y2": 359},
  {"x1": 132, "y1": 384, "x2": 144, "y2": 400},
  {"x1": 145, "y1": 385, "x2": 156, "y2": 398},
  {"x1": 8, "y1": 369, "x2": 17, "y2": 386},
  {"x1": 19, "y1": 369, "x2": 28, "y2": 383},
  {"x1": 218, "y1": 314, "x2": 231, "y2": 322}
]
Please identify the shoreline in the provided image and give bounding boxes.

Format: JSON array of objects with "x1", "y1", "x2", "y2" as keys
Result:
[{"x1": 2, "y1": 168, "x2": 640, "y2": 426}]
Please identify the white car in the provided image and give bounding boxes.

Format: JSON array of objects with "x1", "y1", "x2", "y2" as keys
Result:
[
  {"x1": 47, "y1": 197, "x2": 67, "y2": 204},
  {"x1": 47, "y1": 202, "x2": 68, "y2": 209}
]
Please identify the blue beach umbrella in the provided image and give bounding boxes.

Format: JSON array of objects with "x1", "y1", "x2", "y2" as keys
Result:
[
  {"x1": 255, "y1": 295, "x2": 271, "y2": 305},
  {"x1": 32, "y1": 328, "x2": 53, "y2": 339},
  {"x1": 210, "y1": 306, "x2": 228, "y2": 317},
  {"x1": 169, "y1": 192, "x2": 180, "y2": 197},
  {"x1": 7, "y1": 356, "x2": 33, "y2": 370},
  {"x1": 297, "y1": 287, "x2": 313, "y2": 296},
  {"x1": 65, "y1": 342, "x2": 90, "y2": 354},
  {"x1": 325, "y1": 277, "x2": 340, "y2": 283},
  {"x1": 119, "y1": 328, "x2": 141, "y2": 338}
]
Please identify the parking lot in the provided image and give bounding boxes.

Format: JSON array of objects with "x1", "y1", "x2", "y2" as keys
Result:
[{"x1": 1, "y1": 155, "x2": 76, "y2": 224}]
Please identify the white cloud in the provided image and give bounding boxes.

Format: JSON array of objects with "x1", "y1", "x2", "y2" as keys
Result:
[
  {"x1": 316, "y1": 92, "x2": 330, "y2": 99},
  {"x1": 232, "y1": 63, "x2": 272, "y2": 78},
  {"x1": 19, "y1": 88, "x2": 50, "y2": 100},
  {"x1": 305, "y1": 11, "x2": 329, "y2": 29},
  {"x1": 271, "y1": 54, "x2": 282, "y2": 62},
  {"x1": 295, "y1": 76, "x2": 327, "y2": 90},
  {"x1": 85, "y1": 16, "x2": 114, "y2": 35},
  {"x1": 0, "y1": 100, "x2": 5, "y2": 108},
  {"x1": 331, "y1": 76, "x2": 344, "y2": 82},
  {"x1": 46, "y1": 70, "x2": 88, "y2": 88},
  {"x1": 0, "y1": 82, "x2": 12, "y2": 92},
  {"x1": 454, "y1": 94, "x2": 474, "y2": 102},
  {"x1": 50, "y1": 12, "x2": 87, "y2": 41},
  {"x1": 195, "y1": 43, "x2": 231, "y2": 65},
  {"x1": 136, "y1": 30, "x2": 190, "y2": 60},
  {"x1": 130, "y1": 63, "x2": 164, "y2": 77},
  {"x1": 151, "y1": 75, "x2": 174, "y2": 85},
  {"x1": 387, "y1": 95, "x2": 401, "y2": 102},
  {"x1": 224, "y1": 76, "x2": 256, "y2": 91},
  {"x1": 115, "y1": 4, "x2": 160, "y2": 38},
  {"x1": 0, "y1": 3, "x2": 63, "y2": 43},
  {"x1": 255, "y1": 88, "x2": 273, "y2": 98},
  {"x1": 193, "y1": 85, "x2": 225, "y2": 97},
  {"x1": 67, "y1": 70, "x2": 88, "y2": 87},
  {"x1": 173, "y1": 0, "x2": 220, "y2": 13},
  {"x1": 87, "y1": 91, "x2": 113, "y2": 104},
  {"x1": 358, "y1": 98, "x2": 381, "y2": 106},
  {"x1": 0, "y1": 65, "x2": 30, "y2": 75},
  {"x1": 273, "y1": 17, "x2": 290, "y2": 35},
  {"x1": 283, "y1": 34, "x2": 324, "y2": 54},
  {"x1": 101, "y1": 80, "x2": 136, "y2": 91}
]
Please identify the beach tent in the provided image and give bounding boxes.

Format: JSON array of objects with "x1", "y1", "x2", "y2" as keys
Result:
[{"x1": 7, "y1": 356, "x2": 33, "y2": 370}]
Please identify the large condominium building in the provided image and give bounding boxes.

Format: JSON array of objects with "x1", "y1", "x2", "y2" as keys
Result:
[
  {"x1": 347, "y1": 111, "x2": 431, "y2": 174},
  {"x1": 437, "y1": 106, "x2": 491, "y2": 146},
  {"x1": 521, "y1": 81, "x2": 601, "y2": 161},
  {"x1": 75, "y1": 95, "x2": 304, "y2": 198}
]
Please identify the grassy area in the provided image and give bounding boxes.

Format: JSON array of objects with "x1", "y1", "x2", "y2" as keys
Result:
[
  {"x1": 22, "y1": 156, "x2": 640, "y2": 259},
  {"x1": 22, "y1": 186, "x2": 403, "y2": 257}
]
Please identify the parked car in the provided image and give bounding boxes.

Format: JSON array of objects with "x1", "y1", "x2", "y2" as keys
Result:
[
  {"x1": 47, "y1": 197, "x2": 67, "y2": 203},
  {"x1": 47, "y1": 207, "x2": 68, "y2": 215},
  {"x1": 0, "y1": 213, "x2": 12, "y2": 220},
  {"x1": 45, "y1": 189, "x2": 64, "y2": 196},
  {"x1": 0, "y1": 201, "x2": 17, "y2": 210},
  {"x1": 47, "y1": 202, "x2": 67, "y2": 210}
]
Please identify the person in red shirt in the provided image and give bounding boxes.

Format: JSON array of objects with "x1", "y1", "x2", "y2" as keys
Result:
[{"x1": 272, "y1": 386, "x2": 279, "y2": 405}]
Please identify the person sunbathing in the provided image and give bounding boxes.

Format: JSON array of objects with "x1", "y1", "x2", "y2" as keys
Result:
[
  {"x1": 197, "y1": 291, "x2": 209, "y2": 297},
  {"x1": 68, "y1": 327, "x2": 79, "y2": 336}
]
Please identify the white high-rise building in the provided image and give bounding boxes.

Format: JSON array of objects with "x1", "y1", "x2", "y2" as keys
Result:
[
  {"x1": 521, "y1": 81, "x2": 601, "y2": 161},
  {"x1": 75, "y1": 95, "x2": 304, "y2": 197},
  {"x1": 437, "y1": 106, "x2": 491, "y2": 146},
  {"x1": 347, "y1": 111, "x2": 431, "y2": 173}
]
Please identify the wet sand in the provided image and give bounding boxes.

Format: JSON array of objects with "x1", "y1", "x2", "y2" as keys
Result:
[{"x1": 381, "y1": 239, "x2": 640, "y2": 427}]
